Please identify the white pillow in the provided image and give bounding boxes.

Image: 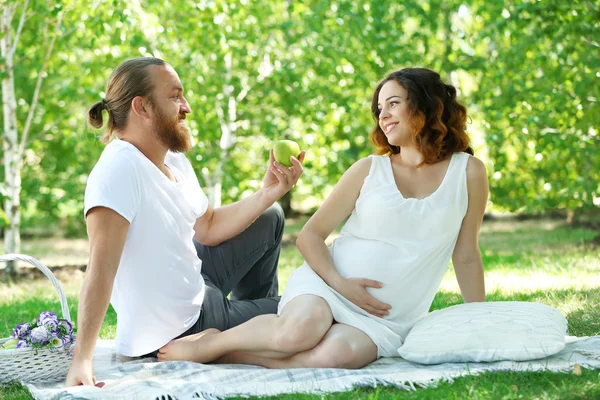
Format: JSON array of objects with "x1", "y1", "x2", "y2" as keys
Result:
[{"x1": 398, "y1": 301, "x2": 567, "y2": 364}]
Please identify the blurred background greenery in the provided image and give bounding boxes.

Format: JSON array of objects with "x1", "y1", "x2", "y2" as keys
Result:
[{"x1": 1, "y1": 0, "x2": 598, "y2": 244}]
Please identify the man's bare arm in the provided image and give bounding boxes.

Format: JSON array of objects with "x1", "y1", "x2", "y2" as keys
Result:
[
  {"x1": 194, "y1": 151, "x2": 305, "y2": 246},
  {"x1": 66, "y1": 207, "x2": 129, "y2": 386}
]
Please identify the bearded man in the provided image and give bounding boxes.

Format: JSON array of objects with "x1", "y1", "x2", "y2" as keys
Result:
[{"x1": 66, "y1": 57, "x2": 305, "y2": 387}]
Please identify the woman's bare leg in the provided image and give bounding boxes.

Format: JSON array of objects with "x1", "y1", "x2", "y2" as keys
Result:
[
  {"x1": 216, "y1": 323, "x2": 378, "y2": 369},
  {"x1": 158, "y1": 295, "x2": 333, "y2": 363}
]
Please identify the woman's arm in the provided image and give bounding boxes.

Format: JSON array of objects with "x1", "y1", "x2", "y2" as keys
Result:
[
  {"x1": 452, "y1": 156, "x2": 488, "y2": 303},
  {"x1": 297, "y1": 157, "x2": 392, "y2": 317}
]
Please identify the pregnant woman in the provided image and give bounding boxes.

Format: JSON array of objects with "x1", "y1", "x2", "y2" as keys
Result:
[{"x1": 159, "y1": 67, "x2": 488, "y2": 368}]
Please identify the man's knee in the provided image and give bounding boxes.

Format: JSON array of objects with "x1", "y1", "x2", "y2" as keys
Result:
[{"x1": 257, "y1": 203, "x2": 285, "y2": 241}]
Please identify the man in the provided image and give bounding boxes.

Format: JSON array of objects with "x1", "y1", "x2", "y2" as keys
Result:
[{"x1": 66, "y1": 57, "x2": 305, "y2": 386}]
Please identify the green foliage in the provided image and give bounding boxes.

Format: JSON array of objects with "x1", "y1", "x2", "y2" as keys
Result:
[
  {"x1": 1, "y1": 0, "x2": 598, "y2": 234},
  {"x1": 466, "y1": 0, "x2": 600, "y2": 212},
  {"x1": 0, "y1": 209, "x2": 8, "y2": 227}
]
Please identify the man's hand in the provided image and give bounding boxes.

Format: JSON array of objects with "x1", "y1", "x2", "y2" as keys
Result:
[
  {"x1": 65, "y1": 357, "x2": 104, "y2": 387},
  {"x1": 261, "y1": 149, "x2": 306, "y2": 204},
  {"x1": 331, "y1": 277, "x2": 392, "y2": 318}
]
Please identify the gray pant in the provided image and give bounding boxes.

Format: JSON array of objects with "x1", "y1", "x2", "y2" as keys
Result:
[
  {"x1": 191, "y1": 203, "x2": 284, "y2": 331},
  {"x1": 144, "y1": 203, "x2": 284, "y2": 357}
]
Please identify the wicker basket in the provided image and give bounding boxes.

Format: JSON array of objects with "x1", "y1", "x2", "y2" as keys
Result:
[{"x1": 0, "y1": 254, "x2": 75, "y2": 383}]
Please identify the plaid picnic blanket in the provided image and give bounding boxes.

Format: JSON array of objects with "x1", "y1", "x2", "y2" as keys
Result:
[{"x1": 27, "y1": 336, "x2": 600, "y2": 400}]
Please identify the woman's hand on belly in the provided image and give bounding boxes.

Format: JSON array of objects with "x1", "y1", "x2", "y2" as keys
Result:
[{"x1": 330, "y1": 276, "x2": 392, "y2": 318}]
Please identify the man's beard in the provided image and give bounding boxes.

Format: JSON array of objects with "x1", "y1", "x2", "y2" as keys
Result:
[{"x1": 153, "y1": 106, "x2": 192, "y2": 153}]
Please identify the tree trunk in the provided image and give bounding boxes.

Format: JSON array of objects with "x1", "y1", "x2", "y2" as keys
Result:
[
  {"x1": 210, "y1": 103, "x2": 234, "y2": 208},
  {"x1": 209, "y1": 166, "x2": 224, "y2": 208},
  {"x1": 206, "y1": 44, "x2": 276, "y2": 208},
  {"x1": 1, "y1": 7, "x2": 21, "y2": 277},
  {"x1": 209, "y1": 52, "x2": 237, "y2": 208}
]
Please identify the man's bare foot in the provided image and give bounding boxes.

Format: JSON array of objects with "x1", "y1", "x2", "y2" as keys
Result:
[{"x1": 158, "y1": 328, "x2": 221, "y2": 363}]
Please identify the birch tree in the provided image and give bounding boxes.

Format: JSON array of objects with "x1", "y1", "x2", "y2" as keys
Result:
[{"x1": 1, "y1": 0, "x2": 63, "y2": 276}]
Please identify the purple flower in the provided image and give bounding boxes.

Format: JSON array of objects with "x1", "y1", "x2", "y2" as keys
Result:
[
  {"x1": 62, "y1": 336, "x2": 71, "y2": 349},
  {"x1": 42, "y1": 320, "x2": 59, "y2": 335},
  {"x1": 12, "y1": 322, "x2": 31, "y2": 339},
  {"x1": 37, "y1": 311, "x2": 58, "y2": 327},
  {"x1": 58, "y1": 319, "x2": 73, "y2": 336},
  {"x1": 17, "y1": 340, "x2": 28, "y2": 349},
  {"x1": 30, "y1": 326, "x2": 49, "y2": 345},
  {"x1": 62, "y1": 334, "x2": 73, "y2": 345}
]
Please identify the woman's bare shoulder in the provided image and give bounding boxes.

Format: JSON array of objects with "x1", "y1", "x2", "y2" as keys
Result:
[
  {"x1": 466, "y1": 155, "x2": 487, "y2": 180},
  {"x1": 344, "y1": 156, "x2": 374, "y2": 178}
]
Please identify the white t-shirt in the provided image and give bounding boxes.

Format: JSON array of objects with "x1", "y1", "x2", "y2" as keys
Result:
[{"x1": 84, "y1": 138, "x2": 209, "y2": 356}]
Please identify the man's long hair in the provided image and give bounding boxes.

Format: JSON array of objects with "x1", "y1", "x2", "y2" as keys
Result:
[{"x1": 87, "y1": 57, "x2": 166, "y2": 143}]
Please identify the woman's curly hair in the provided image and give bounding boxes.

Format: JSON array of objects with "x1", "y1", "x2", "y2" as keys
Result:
[{"x1": 369, "y1": 68, "x2": 473, "y2": 166}]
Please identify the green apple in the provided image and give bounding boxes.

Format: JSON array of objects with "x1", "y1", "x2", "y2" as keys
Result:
[{"x1": 273, "y1": 140, "x2": 301, "y2": 167}]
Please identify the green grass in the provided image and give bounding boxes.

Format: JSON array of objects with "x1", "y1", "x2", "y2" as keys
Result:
[{"x1": 1, "y1": 218, "x2": 599, "y2": 399}]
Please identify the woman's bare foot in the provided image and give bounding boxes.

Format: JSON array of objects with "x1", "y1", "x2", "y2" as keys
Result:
[{"x1": 158, "y1": 328, "x2": 221, "y2": 363}]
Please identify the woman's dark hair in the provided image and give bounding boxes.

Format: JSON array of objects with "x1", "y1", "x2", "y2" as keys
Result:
[
  {"x1": 369, "y1": 68, "x2": 473, "y2": 166},
  {"x1": 87, "y1": 57, "x2": 166, "y2": 143}
]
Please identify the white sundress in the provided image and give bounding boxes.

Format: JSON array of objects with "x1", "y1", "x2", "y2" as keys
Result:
[{"x1": 278, "y1": 152, "x2": 471, "y2": 358}]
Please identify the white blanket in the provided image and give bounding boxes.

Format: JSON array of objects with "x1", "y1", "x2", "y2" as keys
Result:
[{"x1": 27, "y1": 336, "x2": 600, "y2": 400}]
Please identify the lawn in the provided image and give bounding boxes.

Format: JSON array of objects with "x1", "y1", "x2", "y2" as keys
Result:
[{"x1": 1, "y1": 217, "x2": 599, "y2": 399}]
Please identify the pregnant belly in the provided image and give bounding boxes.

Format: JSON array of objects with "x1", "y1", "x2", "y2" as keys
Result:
[{"x1": 330, "y1": 236, "x2": 416, "y2": 307}]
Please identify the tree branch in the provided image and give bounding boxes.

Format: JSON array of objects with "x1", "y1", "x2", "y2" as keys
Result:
[
  {"x1": 26, "y1": 118, "x2": 63, "y2": 146},
  {"x1": 236, "y1": 33, "x2": 275, "y2": 103},
  {"x1": 60, "y1": 25, "x2": 77, "y2": 40},
  {"x1": 3, "y1": 2, "x2": 16, "y2": 28},
  {"x1": 15, "y1": 26, "x2": 68, "y2": 66},
  {"x1": 236, "y1": 74, "x2": 251, "y2": 103},
  {"x1": 581, "y1": 36, "x2": 600, "y2": 49},
  {"x1": 215, "y1": 98, "x2": 228, "y2": 138},
  {"x1": 131, "y1": 0, "x2": 162, "y2": 57},
  {"x1": 15, "y1": 24, "x2": 78, "y2": 65},
  {"x1": 200, "y1": 167, "x2": 212, "y2": 188},
  {"x1": 10, "y1": 0, "x2": 29, "y2": 59},
  {"x1": 19, "y1": 9, "x2": 64, "y2": 158}
]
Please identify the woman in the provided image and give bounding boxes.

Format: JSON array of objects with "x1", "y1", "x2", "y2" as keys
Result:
[{"x1": 159, "y1": 67, "x2": 488, "y2": 368}]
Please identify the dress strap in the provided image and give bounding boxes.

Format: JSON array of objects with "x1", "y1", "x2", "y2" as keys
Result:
[
  {"x1": 446, "y1": 152, "x2": 470, "y2": 213},
  {"x1": 454, "y1": 152, "x2": 471, "y2": 175},
  {"x1": 362, "y1": 155, "x2": 390, "y2": 188}
]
